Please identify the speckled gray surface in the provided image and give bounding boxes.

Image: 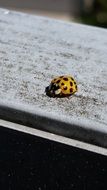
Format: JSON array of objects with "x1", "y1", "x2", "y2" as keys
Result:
[{"x1": 0, "y1": 8, "x2": 107, "y2": 127}]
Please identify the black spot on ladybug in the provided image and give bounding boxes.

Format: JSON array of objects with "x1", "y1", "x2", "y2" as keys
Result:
[
  {"x1": 70, "y1": 81, "x2": 73, "y2": 86},
  {"x1": 63, "y1": 77, "x2": 68, "y2": 81},
  {"x1": 70, "y1": 88, "x2": 73, "y2": 93},
  {"x1": 70, "y1": 77, "x2": 74, "y2": 81},
  {"x1": 75, "y1": 85, "x2": 77, "y2": 90},
  {"x1": 60, "y1": 76, "x2": 64, "y2": 78},
  {"x1": 74, "y1": 81, "x2": 76, "y2": 85},
  {"x1": 64, "y1": 86, "x2": 67, "y2": 90},
  {"x1": 56, "y1": 79, "x2": 60, "y2": 83},
  {"x1": 61, "y1": 82, "x2": 64, "y2": 85}
]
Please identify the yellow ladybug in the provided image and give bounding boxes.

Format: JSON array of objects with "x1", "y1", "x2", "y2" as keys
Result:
[{"x1": 45, "y1": 75, "x2": 78, "y2": 97}]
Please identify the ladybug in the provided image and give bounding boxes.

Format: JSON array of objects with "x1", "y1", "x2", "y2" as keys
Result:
[{"x1": 45, "y1": 75, "x2": 78, "y2": 97}]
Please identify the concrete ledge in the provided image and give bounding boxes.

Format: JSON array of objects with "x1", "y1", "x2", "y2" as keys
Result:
[
  {"x1": 0, "y1": 102, "x2": 107, "y2": 149},
  {"x1": 0, "y1": 8, "x2": 107, "y2": 149},
  {"x1": 1, "y1": 119, "x2": 107, "y2": 156}
]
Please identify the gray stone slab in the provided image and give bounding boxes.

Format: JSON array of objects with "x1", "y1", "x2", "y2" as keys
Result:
[{"x1": 0, "y1": 8, "x2": 107, "y2": 148}]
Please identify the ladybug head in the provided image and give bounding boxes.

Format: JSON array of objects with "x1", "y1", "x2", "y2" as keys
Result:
[{"x1": 45, "y1": 83, "x2": 61, "y2": 97}]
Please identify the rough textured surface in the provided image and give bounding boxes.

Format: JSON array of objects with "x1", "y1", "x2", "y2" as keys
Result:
[{"x1": 0, "y1": 8, "x2": 107, "y2": 127}]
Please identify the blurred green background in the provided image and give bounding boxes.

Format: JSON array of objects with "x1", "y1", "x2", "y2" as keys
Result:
[
  {"x1": 80, "y1": 0, "x2": 107, "y2": 28},
  {"x1": 0, "y1": 0, "x2": 107, "y2": 28}
]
